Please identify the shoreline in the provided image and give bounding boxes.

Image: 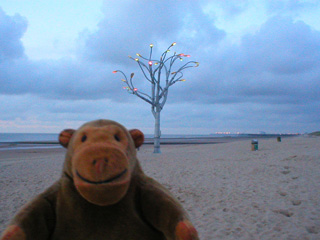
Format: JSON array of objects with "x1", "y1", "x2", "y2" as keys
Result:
[{"x1": 0, "y1": 135, "x2": 298, "y2": 150}]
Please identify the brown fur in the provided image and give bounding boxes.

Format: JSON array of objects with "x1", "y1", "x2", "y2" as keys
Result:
[{"x1": 1, "y1": 119, "x2": 199, "y2": 240}]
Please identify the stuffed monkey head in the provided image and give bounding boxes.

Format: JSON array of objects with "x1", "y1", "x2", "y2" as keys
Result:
[{"x1": 58, "y1": 119, "x2": 144, "y2": 206}]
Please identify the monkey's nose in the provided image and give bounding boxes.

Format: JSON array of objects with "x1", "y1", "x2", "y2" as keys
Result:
[{"x1": 92, "y1": 158, "x2": 108, "y2": 174}]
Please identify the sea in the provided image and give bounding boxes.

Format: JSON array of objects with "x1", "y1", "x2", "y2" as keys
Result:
[
  {"x1": 0, "y1": 133, "x2": 59, "y2": 143},
  {"x1": 0, "y1": 133, "x2": 240, "y2": 143},
  {"x1": 0, "y1": 133, "x2": 61, "y2": 151},
  {"x1": 0, "y1": 132, "x2": 288, "y2": 151}
]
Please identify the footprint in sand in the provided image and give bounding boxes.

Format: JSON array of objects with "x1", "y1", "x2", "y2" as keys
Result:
[
  {"x1": 306, "y1": 226, "x2": 319, "y2": 234},
  {"x1": 291, "y1": 200, "x2": 302, "y2": 206},
  {"x1": 277, "y1": 191, "x2": 287, "y2": 197},
  {"x1": 273, "y1": 209, "x2": 293, "y2": 217},
  {"x1": 282, "y1": 155, "x2": 297, "y2": 161},
  {"x1": 281, "y1": 166, "x2": 291, "y2": 175}
]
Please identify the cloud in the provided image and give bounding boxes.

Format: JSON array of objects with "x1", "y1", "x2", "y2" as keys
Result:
[
  {"x1": 266, "y1": 0, "x2": 320, "y2": 15},
  {"x1": 0, "y1": 58, "x2": 124, "y2": 100},
  {"x1": 170, "y1": 16, "x2": 320, "y2": 107},
  {"x1": 0, "y1": 93, "x2": 155, "y2": 132},
  {"x1": 1, "y1": 1, "x2": 225, "y2": 103},
  {"x1": 1, "y1": 7, "x2": 319, "y2": 108},
  {"x1": 241, "y1": 16, "x2": 320, "y2": 74},
  {"x1": 80, "y1": 0, "x2": 225, "y2": 64},
  {"x1": 0, "y1": 8, "x2": 27, "y2": 61},
  {"x1": 0, "y1": 8, "x2": 128, "y2": 102},
  {"x1": 0, "y1": 2, "x2": 319, "y2": 133},
  {"x1": 206, "y1": 0, "x2": 250, "y2": 17}
]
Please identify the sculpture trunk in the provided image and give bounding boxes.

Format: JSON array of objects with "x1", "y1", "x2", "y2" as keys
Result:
[{"x1": 153, "y1": 110, "x2": 161, "y2": 153}]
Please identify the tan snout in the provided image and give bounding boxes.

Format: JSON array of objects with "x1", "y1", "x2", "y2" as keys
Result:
[
  {"x1": 73, "y1": 143, "x2": 128, "y2": 183},
  {"x1": 72, "y1": 143, "x2": 131, "y2": 205}
]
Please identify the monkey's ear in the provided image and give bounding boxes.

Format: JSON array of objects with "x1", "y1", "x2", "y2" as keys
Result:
[
  {"x1": 59, "y1": 129, "x2": 75, "y2": 148},
  {"x1": 129, "y1": 129, "x2": 144, "y2": 148}
]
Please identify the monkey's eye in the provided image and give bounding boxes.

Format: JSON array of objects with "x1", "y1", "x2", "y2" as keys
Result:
[
  {"x1": 114, "y1": 134, "x2": 120, "y2": 142},
  {"x1": 81, "y1": 135, "x2": 87, "y2": 142}
]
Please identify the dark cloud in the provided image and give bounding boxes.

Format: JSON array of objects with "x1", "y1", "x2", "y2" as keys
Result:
[
  {"x1": 241, "y1": 16, "x2": 320, "y2": 74},
  {"x1": 171, "y1": 16, "x2": 320, "y2": 107},
  {"x1": 0, "y1": 8, "x2": 27, "y2": 61},
  {"x1": 0, "y1": 8, "x2": 128, "y2": 102},
  {"x1": 0, "y1": 58, "x2": 130, "y2": 101},
  {"x1": 80, "y1": 0, "x2": 225, "y2": 64},
  {"x1": 1, "y1": 8, "x2": 319, "y2": 108},
  {"x1": 0, "y1": 1, "x2": 225, "y2": 103},
  {"x1": 0, "y1": 2, "x2": 319, "y2": 133}
]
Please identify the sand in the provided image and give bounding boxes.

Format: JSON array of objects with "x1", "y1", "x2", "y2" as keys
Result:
[{"x1": 1, "y1": 136, "x2": 319, "y2": 239}]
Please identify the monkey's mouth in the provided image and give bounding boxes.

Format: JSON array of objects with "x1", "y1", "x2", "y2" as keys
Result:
[{"x1": 76, "y1": 169, "x2": 128, "y2": 185}]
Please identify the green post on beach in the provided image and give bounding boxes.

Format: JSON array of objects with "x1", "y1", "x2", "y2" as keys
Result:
[{"x1": 251, "y1": 139, "x2": 258, "y2": 151}]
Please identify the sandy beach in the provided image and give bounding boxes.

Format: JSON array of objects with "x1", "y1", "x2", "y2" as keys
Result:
[{"x1": 1, "y1": 136, "x2": 319, "y2": 239}]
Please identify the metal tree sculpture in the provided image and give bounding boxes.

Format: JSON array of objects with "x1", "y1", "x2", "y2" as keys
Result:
[{"x1": 113, "y1": 42, "x2": 199, "y2": 153}]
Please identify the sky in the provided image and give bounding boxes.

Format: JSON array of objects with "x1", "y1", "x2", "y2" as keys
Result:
[{"x1": 0, "y1": 0, "x2": 319, "y2": 134}]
